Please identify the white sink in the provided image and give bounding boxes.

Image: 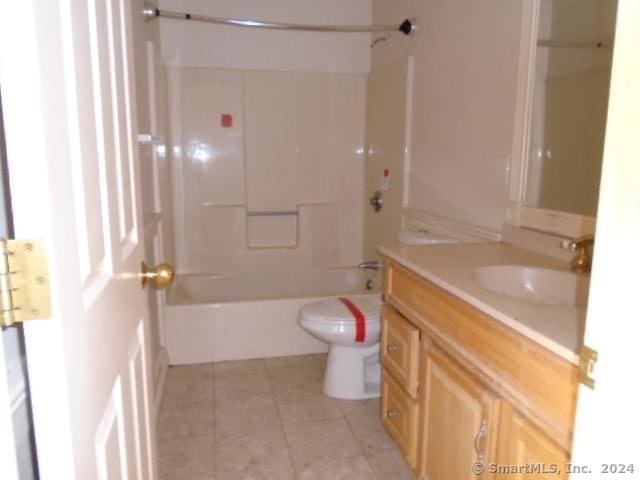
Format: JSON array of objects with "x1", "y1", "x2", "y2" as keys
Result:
[{"x1": 472, "y1": 265, "x2": 590, "y2": 307}]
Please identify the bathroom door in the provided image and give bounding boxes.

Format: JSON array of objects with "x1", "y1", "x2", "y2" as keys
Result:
[
  {"x1": 570, "y1": 0, "x2": 640, "y2": 469},
  {"x1": 0, "y1": 1, "x2": 158, "y2": 479}
]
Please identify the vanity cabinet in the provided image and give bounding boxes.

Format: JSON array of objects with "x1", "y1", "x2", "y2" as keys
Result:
[
  {"x1": 419, "y1": 343, "x2": 500, "y2": 480},
  {"x1": 496, "y1": 405, "x2": 570, "y2": 480},
  {"x1": 380, "y1": 258, "x2": 578, "y2": 480}
]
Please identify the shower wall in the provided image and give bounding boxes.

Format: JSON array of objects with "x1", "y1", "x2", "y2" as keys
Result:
[
  {"x1": 168, "y1": 67, "x2": 366, "y2": 276},
  {"x1": 157, "y1": 1, "x2": 371, "y2": 284}
]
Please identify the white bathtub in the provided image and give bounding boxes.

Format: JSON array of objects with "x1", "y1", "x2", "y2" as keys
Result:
[{"x1": 165, "y1": 268, "x2": 381, "y2": 364}]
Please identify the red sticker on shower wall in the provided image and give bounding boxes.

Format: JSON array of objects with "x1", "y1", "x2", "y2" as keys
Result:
[{"x1": 221, "y1": 114, "x2": 233, "y2": 128}]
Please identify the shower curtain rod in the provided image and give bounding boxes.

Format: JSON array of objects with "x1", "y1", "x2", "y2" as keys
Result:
[{"x1": 142, "y1": 3, "x2": 416, "y2": 35}]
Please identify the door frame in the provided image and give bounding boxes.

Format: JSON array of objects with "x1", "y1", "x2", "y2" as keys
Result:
[
  {"x1": 0, "y1": 85, "x2": 38, "y2": 480},
  {"x1": 0, "y1": 1, "x2": 77, "y2": 474}
]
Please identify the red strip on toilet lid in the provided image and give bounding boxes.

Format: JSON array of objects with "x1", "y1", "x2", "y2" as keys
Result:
[{"x1": 338, "y1": 297, "x2": 366, "y2": 342}]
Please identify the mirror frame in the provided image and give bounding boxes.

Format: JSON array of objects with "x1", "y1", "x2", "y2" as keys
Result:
[{"x1": 506, "y1": 0, "x2": 597, "y2": 238}]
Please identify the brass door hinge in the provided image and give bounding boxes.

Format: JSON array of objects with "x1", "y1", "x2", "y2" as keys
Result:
[
  {"x1": 0, "y1": 239, "x2": 52, "y2": 327},
  {"x1": 578, "y1": 345, "x2": 598, "y2": 389}
]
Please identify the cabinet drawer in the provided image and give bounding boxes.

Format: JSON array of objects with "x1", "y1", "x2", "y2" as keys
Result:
[
  {"x1": 382, "y1": 370, "x2": 420, "y2": 469},
  {"x1": 381, "y1": 305, "x2": 420, "y2": 398}
]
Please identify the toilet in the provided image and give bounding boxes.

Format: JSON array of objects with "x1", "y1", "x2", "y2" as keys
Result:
[
  {"x1": 298, "y1": 295, "x2": 383, "y2": 400},
  {"x1": 298, "y1": 228, "x2": 464, "y2": 400}
]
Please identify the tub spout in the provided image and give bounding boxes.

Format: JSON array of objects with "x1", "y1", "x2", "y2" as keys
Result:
[{"x1": 358, "y1": 260, "x2": 383, "y2": 271}]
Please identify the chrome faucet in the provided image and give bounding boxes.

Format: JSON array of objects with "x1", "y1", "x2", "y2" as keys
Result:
[
  {"x1": 568, "y1": 235, "x2": 594, "y2": 274},
  {"x1": 359, "y1": 260, "x2": 383, "y2": 271}
]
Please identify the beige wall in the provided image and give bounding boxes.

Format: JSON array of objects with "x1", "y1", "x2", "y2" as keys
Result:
[
  {"x1": 372, "y1": 0, "x2": 525, "y2": 232},
  {"x1": 363, "y1": 58, "x2": 411, "y2": 258}
]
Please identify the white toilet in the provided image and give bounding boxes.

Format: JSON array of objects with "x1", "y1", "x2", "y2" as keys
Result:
[
  {"x1": 298, "y1": 295, "x2": 383, "y2": 400},
  {"x1": 298, "y1": 228, "x2": 464, "y2": 400}
]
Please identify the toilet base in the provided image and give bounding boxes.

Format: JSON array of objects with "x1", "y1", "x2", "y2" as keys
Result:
[{"x1": 323, "y1": 343, "x2": 381, "y2": 400}]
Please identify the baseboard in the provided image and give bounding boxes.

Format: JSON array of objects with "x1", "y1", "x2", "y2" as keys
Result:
[{"x1": 153, "y1": 347, "x2": 169, "y2": 419}]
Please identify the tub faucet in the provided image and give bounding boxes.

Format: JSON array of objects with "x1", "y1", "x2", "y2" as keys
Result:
[
  {"x1": 359, "y1": 260, "x2": 383, "y2": 271},
  {"x1": 568, "y1": 235, "x2": 595, "y2": 274}
]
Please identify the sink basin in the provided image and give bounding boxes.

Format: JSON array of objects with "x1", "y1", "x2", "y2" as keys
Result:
[{"x1": 472, "y1": 265, "x2": 590, "y2": 307}]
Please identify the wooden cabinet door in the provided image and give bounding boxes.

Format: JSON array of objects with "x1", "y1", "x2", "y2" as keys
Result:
[
  {"x1": 497, "y1": 405, "x2": 570, "y2": 480},
  {"x1": 419, "y1": 344, "x2": 500, "y2": 480}
]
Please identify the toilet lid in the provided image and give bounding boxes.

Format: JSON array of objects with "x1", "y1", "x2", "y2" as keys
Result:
[{"x1": 300, "y1": 296, "x2": 382, "y2": 324}]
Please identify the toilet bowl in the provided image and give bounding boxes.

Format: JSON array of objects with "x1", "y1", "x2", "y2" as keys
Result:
[{"x1": 298, "y1": 295, "x2": 382, "y2": 400}]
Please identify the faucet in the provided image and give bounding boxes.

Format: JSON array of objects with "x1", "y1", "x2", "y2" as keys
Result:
[
  {"x1": 359, "y1": 260, "x2": 383, "y2": 271},
  {"x1": 568, "y1": 235, "x2": 594, "y2": 274}
]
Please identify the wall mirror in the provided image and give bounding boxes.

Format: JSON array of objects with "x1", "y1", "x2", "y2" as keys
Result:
[{"x1": 508, "y1": 0, "x2": 618, "y2": 236}]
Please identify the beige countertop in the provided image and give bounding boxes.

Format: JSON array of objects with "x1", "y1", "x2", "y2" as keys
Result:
[{"x1": 378, "y1": 242, "x2": 585, "y2": 365}]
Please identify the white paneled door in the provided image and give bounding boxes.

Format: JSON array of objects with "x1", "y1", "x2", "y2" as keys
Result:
[
  {"x1": 0, "y1": 1, "x2": 158, "y2": 479},
  {"x1": 571, "y1": 0, "x2": 640, "y2": 473}
]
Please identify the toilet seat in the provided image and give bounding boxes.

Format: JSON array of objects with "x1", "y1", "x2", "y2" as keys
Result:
[{"x1": 299, "y1": 296, "x2": 381, "y2": 326}]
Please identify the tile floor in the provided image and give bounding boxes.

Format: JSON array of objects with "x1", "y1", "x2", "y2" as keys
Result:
[{"x1": 157, "y1": 353, "x2": 415, "y2": 479}]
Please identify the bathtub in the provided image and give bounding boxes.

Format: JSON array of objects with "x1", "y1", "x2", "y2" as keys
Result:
[{"x1": 165, "y1": 268, "x2": 381, "y2": 364}]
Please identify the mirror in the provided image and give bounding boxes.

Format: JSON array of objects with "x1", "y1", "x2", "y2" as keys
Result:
[{"x1": 523, "y1": 0, "x2": 617, "y2": 217}]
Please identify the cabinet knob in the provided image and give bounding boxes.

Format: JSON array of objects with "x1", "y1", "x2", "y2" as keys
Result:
[
  {"x1": 387, "y1": 344, "x2": 398, "y2": 353},
  {"x1": 386, "y1": 410, "x2": 399, "y2": 419}
]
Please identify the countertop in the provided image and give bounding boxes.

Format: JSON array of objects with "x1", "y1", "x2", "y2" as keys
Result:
[{"x1": 378, "y1": 242, "x2": 585, "y2": 364}]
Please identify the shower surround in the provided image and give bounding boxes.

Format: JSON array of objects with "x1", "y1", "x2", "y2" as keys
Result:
[
  {"x1": 165, "y1": 66, "x2": 368, "y2": 362},
  {"x1": 154, "y1": 0, "x2": 374, "y2": 363},
  {"x1": 169, "y1": 66, "x2": 366, "y2": 271}
]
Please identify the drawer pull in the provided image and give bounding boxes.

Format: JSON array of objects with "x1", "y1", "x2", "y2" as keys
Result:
[
  {"x1": 387, "y1": 344, "x2": 399, "y2": 353},
  {"x1": 386, "y1": 410, "x2": 399, "y2": 419},
  {"x1": 474, "y1": 418, "x2": 488, "y2": 463}
]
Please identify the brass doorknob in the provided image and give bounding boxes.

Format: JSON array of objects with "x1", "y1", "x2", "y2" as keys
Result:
[{"x1": 140, "y1": 261, "x2": 175, "y2": 290}]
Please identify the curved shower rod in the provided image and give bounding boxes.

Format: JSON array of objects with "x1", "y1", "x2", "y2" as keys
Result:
[{"x1": 142, "y1": 3, "x2": 417, "y2": 35}]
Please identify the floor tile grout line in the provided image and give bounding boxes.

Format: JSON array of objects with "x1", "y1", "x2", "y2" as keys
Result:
[
  {"x1": 212, "y1": 358, "x2": 274, "y2": 479},
  {"x1": 156, "y1": 364, "x2": 217, "y2": 478},
  {"x1": 342, "y1": 402, "x2": 399, "y2": 455},
  {"x1": 264, "y1": 359, "x2": 300, "y2": 479},
  {"x1": 339, "y1": 400, "x2": 380, "y2": 479},
  {"x1": 280, "y1": 353, "x2": 377, "y2": 478},
  {"x1": 162, "y1": 355, "x2": 401, "y2": 479}
]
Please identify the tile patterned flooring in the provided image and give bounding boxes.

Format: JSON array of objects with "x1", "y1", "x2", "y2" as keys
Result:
[{"x1": 157, "y1": 354, "x2": 415, "y2": 479}]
